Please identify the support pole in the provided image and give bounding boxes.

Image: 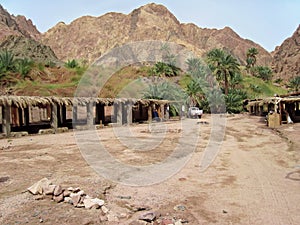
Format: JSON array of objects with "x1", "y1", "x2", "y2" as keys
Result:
[
  {"x1": 87, "y1": 102, "x2": 94, "y2": 129},
  {"x1": 50, "y1": 103, "x2": 58, "y2": 131},
  {"x1": 126, "y1": 103, "x2": 132, "y2": 125},
  {"x1": 2, "y1": 105, "x2": 11, "y2": 136}
]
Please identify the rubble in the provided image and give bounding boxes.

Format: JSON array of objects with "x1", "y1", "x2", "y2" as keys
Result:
[{"x1": 27, "y1": 178, "x2": 106, "y2": 211}]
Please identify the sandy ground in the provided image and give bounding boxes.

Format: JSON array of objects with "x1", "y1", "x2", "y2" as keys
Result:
[{"x1": 0, "y1": 114, "x2": 299, "y2": 225}]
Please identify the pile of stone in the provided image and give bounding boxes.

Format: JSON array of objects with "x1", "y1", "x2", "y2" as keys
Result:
[{"x1": 27, "y1": 178, "x2": 106, "y2": 210}]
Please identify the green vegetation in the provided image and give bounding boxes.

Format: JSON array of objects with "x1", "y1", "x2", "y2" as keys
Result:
[
  {"x1": 15, "y1": 58, "x2": 34, "y2": 78},
  {"x1": 65, "y1": 59, "x2": 79, "y2": 69},
  {"x1": 288, "y1": 76, "x2": 300, "y2": 92}
]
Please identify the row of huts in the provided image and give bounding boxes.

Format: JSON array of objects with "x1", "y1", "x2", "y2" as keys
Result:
[
  {"x1": 0, "y1": 96, "x2": 171, "y2": 137},
  {"x1": 245, "y1": 92, "x2": 300, "y2": 127}
]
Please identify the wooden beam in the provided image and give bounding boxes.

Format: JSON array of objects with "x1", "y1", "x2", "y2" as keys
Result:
[{"x1": 87, "y1": 102, "x2": 94, "y2": 128}]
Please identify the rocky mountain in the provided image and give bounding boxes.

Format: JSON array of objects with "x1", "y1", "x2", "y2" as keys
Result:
[
  {"x1": 42, "y1": 3, "x2": 272, "y2": 65},
  {"x1": 271, "y1": 25, "x2": 300, "y2": 81},
  {"x1": 0, "y1": 35, "x2": 58, "y2": 62},
  {"x1": 0, "y1": 5, "x2": 40, "y2": 41}
]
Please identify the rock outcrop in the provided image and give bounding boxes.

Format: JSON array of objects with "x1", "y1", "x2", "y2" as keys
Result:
[
  {"x1": 271, "y1": 25, "x2": 300, "y2": 81},
  {"x1": 0, "y1": 4, "x2": 40, "y2": 41}
]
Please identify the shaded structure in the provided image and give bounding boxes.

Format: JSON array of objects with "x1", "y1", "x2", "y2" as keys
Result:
[
  {"x1": 0, "y1": 96, "x2": 170, "y2": 137},
  {"x1": 246, "y1": 92, "x2": 300, "y2": 127}
]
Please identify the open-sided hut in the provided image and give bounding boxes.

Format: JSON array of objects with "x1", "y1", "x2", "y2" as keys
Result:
[
  {"x1": 246, "y1": 92, "x2": 300, "y2": 127},
  {"x1": 0, "y1": 96, "x2": 170, "y2": 137}
]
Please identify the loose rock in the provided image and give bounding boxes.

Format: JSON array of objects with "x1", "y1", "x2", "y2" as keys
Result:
[
  {"x1": 27, "y1": 178, "x2": 51, "y2": 195},
  {"x1": 53, "y1": 193, "x2": 64, "y2": 203},
  {"x1": 139, "y1": 212, "x2": 156, "y2": 222},
  {"x1": 44, "y1": 184, "x2": 56, "y2": 195},
  {"x1": 53, "y1": 185, "x2": 64, "y2": 196}
]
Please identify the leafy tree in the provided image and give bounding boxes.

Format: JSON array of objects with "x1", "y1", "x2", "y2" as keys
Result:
[
  {"x1": 246, "y1": 47, "x2": 259, "y2": 68},
  {"x1": 206, "y1": 48, "x2": 240, "y2": 95},
  {"x1": 225, "y1": 89, "x2": 247, "y2": 113},
  {"x1": 288, "y1": 76, "x2": 300, "y2": 92}
]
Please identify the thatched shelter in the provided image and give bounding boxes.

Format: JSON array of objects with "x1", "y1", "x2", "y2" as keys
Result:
[
  {"x1": 246, "y1": 92, "x2": 300, "y2": 127},
  {"x1": 0, "y1": 96, "x2": 171, "y2": 137}
]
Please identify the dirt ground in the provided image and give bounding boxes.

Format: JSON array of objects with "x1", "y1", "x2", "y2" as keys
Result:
[{"x1": 0, "y1": 114, "x2": 299, "y2": 225}]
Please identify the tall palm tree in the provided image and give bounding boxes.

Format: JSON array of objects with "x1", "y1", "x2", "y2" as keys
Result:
[
  {"x1": 246, "y1": 47, "x2": 259, "y2": 68},
  {"x1": 206, "y1": 49, "x2": 240, "y2": 95}
]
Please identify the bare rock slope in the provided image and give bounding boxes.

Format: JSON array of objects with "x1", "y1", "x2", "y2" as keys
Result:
[{"x1": 42, "y1": 3, "x2": 272, "y2": 65}]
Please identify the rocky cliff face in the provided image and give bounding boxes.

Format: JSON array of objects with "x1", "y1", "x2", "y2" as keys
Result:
[
  {"x1": 271, "y1": 25, "x2": 300, "y2": 81},
  {"x1": 42, "y1": 3, "x2": 272, "y2": 65},
  {"x1": 0, "y1": 5, "x2": 40, "y2": 41}
]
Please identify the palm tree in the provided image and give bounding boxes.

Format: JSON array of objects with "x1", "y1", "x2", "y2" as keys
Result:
[
  {"x1": 0, "y1": 50, "x2": 16, "y2": 76},
  {"x1": 206, "y1": 49, "x2": 240, "y2": 95},
  {"x1": 185, "y1": 78, "x2": 202, "y2": 107},
  {"x1": 246, "y1": 47, "x2": 259, "y2": 68}
]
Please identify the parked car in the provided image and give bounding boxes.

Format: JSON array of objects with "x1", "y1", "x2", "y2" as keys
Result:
[{"x1": 188, "y1": 107, "x2": 203, "y2": 118}]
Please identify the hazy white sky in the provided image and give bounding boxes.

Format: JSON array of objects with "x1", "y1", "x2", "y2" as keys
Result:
[{"x1": 1, "y1": 0, "x2": 299, "y2": 51}]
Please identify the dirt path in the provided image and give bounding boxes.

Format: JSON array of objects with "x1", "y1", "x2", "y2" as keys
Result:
[{"x1": 0, "y1": 114, "x2": 299, "y2": 224}]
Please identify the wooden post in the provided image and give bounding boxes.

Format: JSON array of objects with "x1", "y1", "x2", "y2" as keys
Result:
[
  {"x1": 126, "y1": 103, "x2": 132, "y2": 125},
  {"x1": 72, "y1": 105, "x2": 78, "y2": 125},
  {"x1": 2, "y1": 105, "x2": 11, "y2": 136},
  {"x1": 160, "y1": 104, "x2": 165, "y2": 121},
  {"x1": 117, "y1": 103, "x2": 123, "y2": 125},
  {"x1": 148, "y1": 104, "x2": 152, "y2": 122},
  {"x1": 87, "y1": 102, "x2": 94, "y2": 128},
  {"x1": 50, "y1": 103, "x2": 58, "y2": 131}
]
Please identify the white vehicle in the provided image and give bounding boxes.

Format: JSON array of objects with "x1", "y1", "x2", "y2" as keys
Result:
[{"x1": 188, "y1": 107, "x2": 203, "y2": 118}]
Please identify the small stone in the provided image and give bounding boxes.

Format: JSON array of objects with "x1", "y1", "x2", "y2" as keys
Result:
[
  {"x1": 107, "y1": 213, "x2": 119, "y2": 222},
  {"x1": 63, "y1": 190, "x2": 71, "y2": 197},
  {"x1": 39, "y1": 218, "x2": 43, "y2": 223},
  {"x1": 53, "y1": 185, "x2": 64, "y2": 196},
  {"x1": 77, "y1": 190, "x2": 85, "y2": 196},
  {"x1": 53, "y1": 193, "x2": 64, "y2": 203},
  {"x1": 64, "y1": 197, "x2": 73, "y2": 204},
  {"x1": 67, "y1": 187, "x2": 75, "y2": 192},
  {"x1": 222, "y1": 209, "x2": 228, "y2": 214},
  {"x1": 101, "y1": 205, "x2": 109, "y2": 214},
  {"x1": 174, "y1": 220, "x2": 183, "y2": 225},
  {"x1": 161, "y1": 218, "x2": 173, "y2": 225},
  {"x1": 174, "y1": 205, "x2": 186, "y2": 211},
  {"x1": 83, "y1": 198, "x2": 99, "y2": 209},
  {"x1": 139, "y1": 212, "x2": 156, "y2": 222},
  {"x1": 71, "y1": 194, "x2": 81, "y2": 207},
  {"x1": 34, "y1": 195, "x2": 44, "y2": 200},
  {"x1": 76, "y1": 203, "x2": 85, "y2": 208},
  {"x1": 99, "y1": 215, "x2": 108, "y2": 222},
  {"x1": 44, "y1": 184, "x2": 56, "y2": 195},
  {"x1": 27, "y1": 178, "x2": 51, "y2": 195},
  {"x1": 91, "y1": 198, "x2": 104, "y2": 207}
]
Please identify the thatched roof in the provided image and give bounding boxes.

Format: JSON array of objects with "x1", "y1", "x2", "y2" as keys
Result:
[
  {"x1": 247, "y1": 95, "x2": 300, "y2": 107},
  {"x1": 0, "y1": 96, "x2": 170, "y2": 108}
]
